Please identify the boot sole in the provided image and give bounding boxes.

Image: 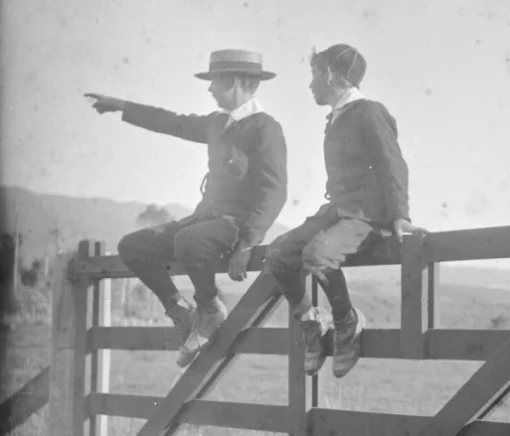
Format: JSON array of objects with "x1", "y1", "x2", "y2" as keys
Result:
[
  {"x1": 305, "y1": 353, "x2": 326, "y2": 376},
  {"x1": 332, "y1": 309, "x2": 366, "y2": 379},
  {"x1": 304, "y1": 331, "x2": 328, "y2": 376},
  {"x1": 176, "y1": 323, "x2": 223, "y2": 368}
]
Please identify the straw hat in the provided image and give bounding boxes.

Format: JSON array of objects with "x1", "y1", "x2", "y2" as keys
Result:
[{"x1": 195, "y1": 49, "x2": 276, "y2": 81}]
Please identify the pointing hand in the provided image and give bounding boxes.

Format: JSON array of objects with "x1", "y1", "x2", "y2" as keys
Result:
[{"x1": 84, "y1": 93, "x2": 125, "y2": 114}]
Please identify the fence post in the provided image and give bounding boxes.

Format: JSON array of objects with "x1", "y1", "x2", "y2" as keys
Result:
[
  {"x1": 49, "y1": 241, "x2": 92, "y2": 435},
  {"x1": 288, "y1": 276, "x2": 308, "y2": 436},
  {"x1": 400, "y1": 233, "x2": 429, "y2": 358},
  {"x1": 88, "y1": 242, "x2": 111, "y2": 436},
  {"x1": 124, "y1": 278, "x2": 131, "y2": 319},
  {"x1": 310, "y1": 276, "x2": 320, "y2": 409},
  {"x1": 427, "y1": 263, "x2": 440, "y2": 329},
  {"x1": 310, "y1": 275, "x2": 336, "y2": 410}
]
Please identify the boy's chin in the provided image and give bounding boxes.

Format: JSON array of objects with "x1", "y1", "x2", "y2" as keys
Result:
[{"x1": 314, "y1": 97, "x2": 328, "y2": 106}]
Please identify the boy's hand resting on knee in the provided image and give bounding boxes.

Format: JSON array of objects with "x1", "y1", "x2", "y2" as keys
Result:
[
  {"x1": 394, "y1": 219, "x2": 427, "y2": 243},
  {"x1": 228, "y1": 242, "x2": 252, "y2": 281}
]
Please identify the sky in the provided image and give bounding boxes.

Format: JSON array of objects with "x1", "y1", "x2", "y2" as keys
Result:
[{"x1": 1, "y1": 0, "x2": 509, "y2": 237}]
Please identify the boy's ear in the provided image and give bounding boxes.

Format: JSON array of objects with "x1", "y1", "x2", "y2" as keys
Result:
[
  {"x1": 232, "y1": 75, "x2": 242, "y2": 91},
  {"x1": 325, "y1": 66, "x2": 334, "y2": 85}
]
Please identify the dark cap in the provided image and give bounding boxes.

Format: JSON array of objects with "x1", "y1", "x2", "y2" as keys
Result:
[{"x1": 313, "y1": 44, "x2": 367, "y2": 87}]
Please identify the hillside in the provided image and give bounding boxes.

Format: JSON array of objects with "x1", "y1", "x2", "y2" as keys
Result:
[
  {"x1": 0, "y1": 185, "x2": 290, "y2": 264},
  {"x1": 0, "y1": 184, "x2": 508, "y2": 292}
]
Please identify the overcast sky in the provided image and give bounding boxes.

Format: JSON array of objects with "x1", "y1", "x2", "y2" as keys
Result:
[{"x1": 2, "y1": 0, "x2": 509, "y2": 235}]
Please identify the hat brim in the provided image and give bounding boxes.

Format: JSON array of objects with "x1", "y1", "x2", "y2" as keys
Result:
[{"x1": 195, "y1": 69, "x2": 276, "y2": 81}]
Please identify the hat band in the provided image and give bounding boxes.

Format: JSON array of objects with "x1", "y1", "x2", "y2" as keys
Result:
[{"x1": 208, "y1": 60, "x2": 263, "y2": 74}]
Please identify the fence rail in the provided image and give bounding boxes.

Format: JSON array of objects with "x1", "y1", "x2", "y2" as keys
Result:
[
  {"x1": 84, "y1": 325, "x2": 510, "y2": 361},
  {"x1": 3, "y1": 225, "x2": 510, "y2": 435},
  {"x1": 68, "y1": 226, "x2": 510, "y2": 282}
]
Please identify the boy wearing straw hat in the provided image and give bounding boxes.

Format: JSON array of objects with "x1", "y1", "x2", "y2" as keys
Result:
[
  {"x1": 265, "y1": 44, "x2": 425, "y2": 379},
  {"x1": 85, "y1": 49, "x2": 287, "y2": 367}
]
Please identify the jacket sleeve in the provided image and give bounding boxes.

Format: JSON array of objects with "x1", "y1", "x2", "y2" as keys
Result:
[
  {"x1": 121, "y1": 101, "x2": 213, "y2": 144},
  {"x1": 361, "y1": 103, "x2": 411, "y2": 222},
  {"x1": 239, "y1": 119, "x2": 288, "y2": 246}
]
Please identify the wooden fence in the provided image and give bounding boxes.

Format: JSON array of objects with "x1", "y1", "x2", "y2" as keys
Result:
[{"x1": 2, "y1": 226, "x2": 510, "y2": 435}]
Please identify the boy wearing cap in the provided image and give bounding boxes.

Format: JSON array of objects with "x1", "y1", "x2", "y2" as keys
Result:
[
  {"x1": 265, "y1": 44, "x2": 424, "y2": 379},
  {"x1": 85, "y1": 50, "x2": 287, "y2": 368}
]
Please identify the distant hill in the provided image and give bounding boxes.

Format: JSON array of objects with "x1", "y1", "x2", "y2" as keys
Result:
[
  {"x1": 0, "y1": 185, "x2": 508, "y2": 292},
  {"x1": 0, "y1": 185, "x2": 290, "y2": 265}
]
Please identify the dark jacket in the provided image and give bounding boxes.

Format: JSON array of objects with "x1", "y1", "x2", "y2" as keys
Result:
[
  {"x1": 122, "y1": 102, "x2": 288, "y2": 245},
  {"x1": 323, "y1": 99, "x2": 410, "y2": 226}
]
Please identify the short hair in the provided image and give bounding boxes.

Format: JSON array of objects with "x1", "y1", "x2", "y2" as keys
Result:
[
  {"x1": 236, "y1": 74, "x2": 261, "y2": 93},
  {"x1": 214, "y1": 73, "x2": 261, "y2": 94},
  {"x1": 309, "y1": 44, "x2": 367, "y2": 88}
]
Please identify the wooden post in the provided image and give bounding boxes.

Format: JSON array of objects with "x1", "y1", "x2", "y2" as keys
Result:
[
  {"x1": 427, "y1": 263, "x2": 440, "y2": 329},
  {"x1": 119, "y1": 278, "x2": 127, "y2": 319},
  {"x1": 311, "y1": 275, "x2": 335, "y2": 410},
  {"x1": 400, "y1": 233, "x2": 429, "y2": 358},
  {"x1": 288, "y1": 279, "x2": 308, "y2": 436},
  {"x1": 125, "y1": 278, "x2": 132, "y2": 318},
  {"x1": 48, "y1": 241, "x2": 91, "y2": 436},
  {"x1": 310, "y1": 276, "x2": 319, "y2": 409},
  {"x1": 88, "y1": 243, "x2": 111, "y2": 436}
]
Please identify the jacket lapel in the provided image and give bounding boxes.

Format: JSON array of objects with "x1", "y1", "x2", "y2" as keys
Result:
[{"x1": 219, "y1": 113, "x2": 251, "y2": 144}]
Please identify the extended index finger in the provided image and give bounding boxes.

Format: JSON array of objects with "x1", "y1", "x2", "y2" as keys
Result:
[{"x1": 84, "y1": 93, "x2": 101, "y2": 100}]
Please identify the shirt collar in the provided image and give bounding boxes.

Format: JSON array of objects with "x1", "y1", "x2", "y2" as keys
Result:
[
  {"x1": 329, "y1": 87, "x2": 365, "y2": 123},
  {"x1": 224, "y1": 98, "x2": 264, "y2": 124}
]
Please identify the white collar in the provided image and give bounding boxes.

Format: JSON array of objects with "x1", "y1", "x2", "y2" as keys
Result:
[
  {"x1": 224, "y1": 98, "x2": 264, "y2": 124},
  {"x1": 330, "y1": 87, "x2": 365, "y2": 122}
]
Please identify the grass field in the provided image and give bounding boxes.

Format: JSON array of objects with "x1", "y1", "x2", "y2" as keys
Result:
[{"x1": 2, "y1": 266, "x2": 510, "y2": 435}]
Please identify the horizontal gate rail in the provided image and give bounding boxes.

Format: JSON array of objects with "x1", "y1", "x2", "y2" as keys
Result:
[{"x1": 37, "y1": 226, "x2": 510, "y2": 436}]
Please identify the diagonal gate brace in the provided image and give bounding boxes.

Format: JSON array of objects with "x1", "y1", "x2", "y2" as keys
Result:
[
  {"x1": 162, "y1": 290, "x2": 283, "y2": 436},
  {"x1": 136, "y1": 273, "x2": 282, "y2": 436},
  {"x1": 415, "y1": 334, "x2": 510, "y2": 436},
  {"x1": 476, "y1": 375, "x2": 510, "y2": 421}
]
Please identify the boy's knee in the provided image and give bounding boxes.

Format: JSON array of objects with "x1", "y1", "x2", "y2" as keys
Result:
[
  {"x1": 264, "y1": 234, "x2": 294, "y2": 274},
  {"x1": 301, "y1": 239, "x2": 322, "y2": 269},
  {"x1": 117, "y1": 232, "x2": 140, "y2": 264},
  {"x1": 263, "y1": 246, "x2": 282, "y2": 274},
  {"x1": 302, "y1": 237, "x2": 342, "y2": 280}
]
